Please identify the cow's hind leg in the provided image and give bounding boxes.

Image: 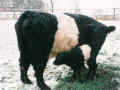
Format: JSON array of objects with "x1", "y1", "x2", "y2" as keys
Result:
[
  {"x1": 29, "y1": 37, "x2": 53, "y2": 90},
  {"x1": 32, "y1": 56, "x2": 50, "y2": 90},
  {"x1": 19, "y1": 56, "x2": 32, "y2": 84},
  {"x1": 15, "y1": 27, "x2": 32, "y2": 84}
]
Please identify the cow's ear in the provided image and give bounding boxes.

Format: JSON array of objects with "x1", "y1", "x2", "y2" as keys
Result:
[{"x1": 107, "y1": 26, "x2": 116, "y2": 33}]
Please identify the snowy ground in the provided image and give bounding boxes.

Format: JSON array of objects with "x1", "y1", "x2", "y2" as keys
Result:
[{"x1": 0, "y1": 20, "x2": 120, "y2": 90}]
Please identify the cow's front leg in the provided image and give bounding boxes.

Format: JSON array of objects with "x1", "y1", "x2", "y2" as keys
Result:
[
  {"x1": 87, "y1": 56, "x2": 98, "y2": 80},
  {"x1": 71, "y1": 65, "x2": 84, "y2": 83}
]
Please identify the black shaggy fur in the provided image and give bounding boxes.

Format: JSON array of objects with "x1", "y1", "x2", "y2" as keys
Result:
[
  {"x1": 54, "y1": 46, "x2": 85, "y2": 81},
  {"x1": 15, "y1": 11, "x2": 115, "y2": 90},
  {"x1": 15, "y1": 11, "x2": 58, "y2": 90}
]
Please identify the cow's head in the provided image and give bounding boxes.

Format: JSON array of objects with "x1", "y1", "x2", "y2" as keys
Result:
[{"x1": 54, "y1": 52, "x2": 69, "y2": 65}]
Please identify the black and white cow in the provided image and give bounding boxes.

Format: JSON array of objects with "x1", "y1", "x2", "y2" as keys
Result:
[{"x1": 15, "y1": 11, "x2": 115, "y2": 90}]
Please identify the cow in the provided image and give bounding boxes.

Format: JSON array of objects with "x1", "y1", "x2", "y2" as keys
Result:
[{"x1": 15, "y1": 11, "x2": 115, "y2": 90}]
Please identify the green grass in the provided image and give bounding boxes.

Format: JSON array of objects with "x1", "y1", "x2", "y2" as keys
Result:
[{"x1": 54, "y1": 64, "x2": 120, "y2": 90}]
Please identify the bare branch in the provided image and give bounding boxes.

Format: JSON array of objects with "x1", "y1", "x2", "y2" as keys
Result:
[{"x1": 50, "y1": 0, "x2": 54, "y2": 13}]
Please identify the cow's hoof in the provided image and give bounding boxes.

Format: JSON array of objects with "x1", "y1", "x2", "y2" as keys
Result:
[
  {"x1": 86, "y1": 75, "x2": 96, "y2": 81},
  {"x1": 40, "y1": 86, "x2": 51, "y2": 90},
  {"x1": 21, "y1": 77, "x2": 32, "y2": 84}
]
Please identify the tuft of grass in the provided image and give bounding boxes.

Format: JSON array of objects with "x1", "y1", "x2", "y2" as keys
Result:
[{"x1": 54, "y1": 64, "x2": 120, "y2": 90}]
